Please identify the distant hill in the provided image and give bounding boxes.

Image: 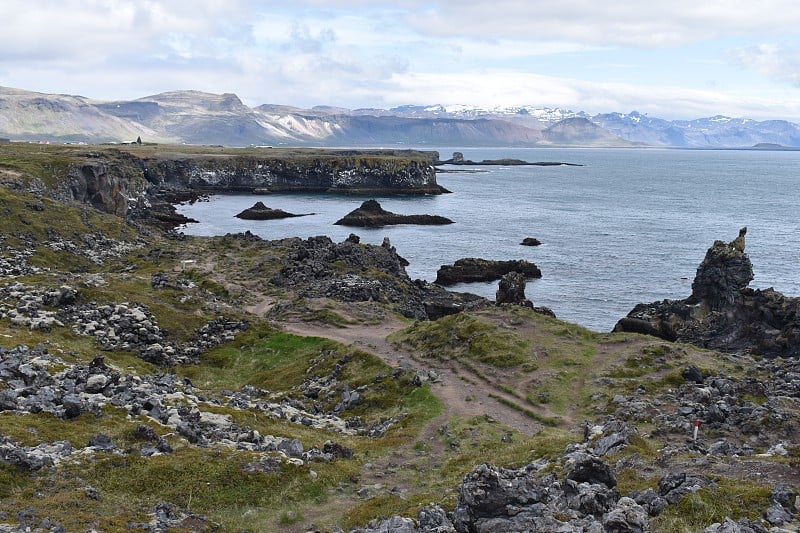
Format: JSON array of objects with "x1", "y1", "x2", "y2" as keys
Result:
[{"x1": 2, "y1": 85, "x2": 800, "y2": 148}]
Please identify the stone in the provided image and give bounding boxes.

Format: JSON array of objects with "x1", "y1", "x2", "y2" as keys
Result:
[
  {"x1": 277, "y1": 438, "x2": 304, "y2": 458},
  {"x1": 566, "y1": 453, "x2": 617, "y2": 488},
  {"x1": 85, "y1": 374, "x2": 109, "y2": 393},
  {"x1": 765, "y1": 503, "x2": 792, "y2": 526},
  {"x1": 602, "y1": 496, "x2": 649, "y2": 532},
  {"x1": 521, "y1": 237, "x2": 542, "y2": 246}
]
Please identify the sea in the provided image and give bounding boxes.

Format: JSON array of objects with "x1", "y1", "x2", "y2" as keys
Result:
[{"x1": 174, "y1": 147, "x2": 800, "y2": 332}]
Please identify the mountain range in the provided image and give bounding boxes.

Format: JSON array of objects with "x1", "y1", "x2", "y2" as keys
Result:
[{"x1": 2, "y1": 86, "x2": 800, "y2": 149}]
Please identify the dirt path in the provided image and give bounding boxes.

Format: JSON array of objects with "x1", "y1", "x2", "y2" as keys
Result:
[{"x1": 282, "y1": 317, "x2": 544, "y2": 435}]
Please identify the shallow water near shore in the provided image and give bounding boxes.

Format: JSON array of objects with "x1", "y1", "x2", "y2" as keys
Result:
[{"x1": 176, "y1": 147, "x2": 800, "y2": 332}]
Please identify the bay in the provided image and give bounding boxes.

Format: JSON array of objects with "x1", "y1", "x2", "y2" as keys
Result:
[{"x1": 175, "y1": 147, "x2": 800, "y2": 332}]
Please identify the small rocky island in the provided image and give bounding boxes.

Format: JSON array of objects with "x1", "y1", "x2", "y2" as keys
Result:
[
  {"x1": 436, "y1": 151, "x2": 583, "y2": 167},
  {"x1": 234, "y1": 201, "x2": 311, "y2": 220},
  {"x1": 614, "y1": 227, "x2": 800, "y2": 358},
  {"x1": 334, "y1": 199, "x2": 453, "y2": 228}
]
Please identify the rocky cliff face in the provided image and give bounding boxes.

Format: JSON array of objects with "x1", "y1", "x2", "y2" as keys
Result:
[
  {"x1": 614, "y1": 229, "x2": 800, "y2": 357},
  {"x1": 138, "y1": 152, "x2": 442, "y2": 195},
  {"x1": 66, "y1": 158, "x2": 150, "y2": 217}
]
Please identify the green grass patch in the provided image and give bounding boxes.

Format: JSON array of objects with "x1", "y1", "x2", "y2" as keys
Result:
[
  {"x1": 180, "y1": 328, "x2": 330, "y2": 390},
  {"x1": 390, "y1": 313, "x2": 530, "y2": 368},
  {"x1": 652, "y1": 478, "x2": 773, "y2": 531}
]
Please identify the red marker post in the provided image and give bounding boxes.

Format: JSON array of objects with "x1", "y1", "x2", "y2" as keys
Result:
[{"x1": 693, "y1": 419, "x2": 700, "y2": 441}]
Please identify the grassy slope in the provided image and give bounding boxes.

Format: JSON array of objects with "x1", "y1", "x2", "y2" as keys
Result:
[{"x1": 0, "y1": 145, "x2": 797, "y2": 531}]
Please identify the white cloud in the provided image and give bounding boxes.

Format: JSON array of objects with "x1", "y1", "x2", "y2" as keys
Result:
[
  {"x1": 732, "y1": 44, "x2": 800, "y2": 87},
  {"x1": 404, "y1": 0, "x2": 800, "y2": 47},
  {"x1": 382, "y1": 70, "x2": 800, "y2": 120}
]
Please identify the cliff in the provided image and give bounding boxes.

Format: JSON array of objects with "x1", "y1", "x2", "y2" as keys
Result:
[
  {"x1": 0, "y1": 144, "x2": 444, "y2": 223},
  {"x1": 137, "y1": 148, "x2": 443, "y2": 195}
]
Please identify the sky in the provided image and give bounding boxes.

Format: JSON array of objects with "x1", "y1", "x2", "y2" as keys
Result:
[{"x1": 3, "y1": 0, "x2": 800, "y2": 120}]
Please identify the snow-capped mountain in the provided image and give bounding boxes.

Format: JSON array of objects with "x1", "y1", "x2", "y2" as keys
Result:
[{"x1": 1, "y1": 86, "x2": 799, "y2": 149}]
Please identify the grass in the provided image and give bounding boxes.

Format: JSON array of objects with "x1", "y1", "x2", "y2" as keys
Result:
[
  {"x1": 488, "y1": 393, "x2": 561, "y2": 426},
  {"x1": 652, "y1": 479, "x2": 773, "y2": 530},
  {"x1": 389, "y1": 313, "x2": 531, "y2": 368}
]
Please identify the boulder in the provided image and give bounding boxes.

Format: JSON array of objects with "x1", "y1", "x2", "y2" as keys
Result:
[
  {"x1": 334, "y1": 199, "x2": 453, "y2": 227},
  {"x1": 521, "y1": 237, "x2": 542, "y2": 246}
]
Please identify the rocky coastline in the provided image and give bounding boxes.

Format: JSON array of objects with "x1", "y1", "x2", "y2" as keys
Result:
[
  {"x1": 0, "y1": 144, "x2": 798, "y2": 532},
  {"x1": 614, "y1": 228, "x2": 800, "y2": 358}
]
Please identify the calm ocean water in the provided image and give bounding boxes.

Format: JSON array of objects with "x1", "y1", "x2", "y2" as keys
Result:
[{"x1": 175, "y1": 147, "x2": 800, "y2": 332}]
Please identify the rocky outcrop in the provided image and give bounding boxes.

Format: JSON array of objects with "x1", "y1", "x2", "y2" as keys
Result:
[
  {"x1": 234, "y1": 201, "x2": 310, "y2": 220},
  {"x1": 435, "y1": 258, "x2": 542, "y2": 286},
  {"x1": 614, "y1": 229, "x2": 800, "y2": 358},
  {"x1": 67, "y1": 157, "x2": 150, "y2": 217},
  {"x1": 334, "y1": 199, "x2": 453, "y2": 227},
  {"x1": 521, "y1": 237, "x2": 542, "y2": 246},
  {"x1": 0, "y1": 281, "x2": 247, "y2": 366},
  {"x1": 228, "y1": 232, "x2": 486, "y2": 320},
  {"x1": 496, "y1": 271, "x2": 531, "y2": 306}
]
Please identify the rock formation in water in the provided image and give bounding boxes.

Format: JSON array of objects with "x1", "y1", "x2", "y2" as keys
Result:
[
  {"x1": 234, "y1": 201, "x2": 310, "y2": 220},
  {"x1": 614, "y1": 228, "x2": 800, "y2": 358},
  {"x1": 435, "y1": 258, "x2": 542, "y2": 286},
  {"x1": 521, "y1": 237, "x2": 542, "y2": 246},
  {"x1": 333, "y1": 199, "x2": 453, "y2": 228},
  {"x1": 436, "y1": 151, "x2": 583, "y2": 166}
]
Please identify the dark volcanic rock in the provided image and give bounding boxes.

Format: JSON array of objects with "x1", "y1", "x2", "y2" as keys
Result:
[
  {"x1": 614, "y1": 228, "x2": 800, "y2": 358},
  {"x1": 496, "y1": 271, "x2": 532, "y2": 307},
  {"x1": 234, "y1": 201, "x2": 310, "y2": 220},
  {"x1": 334, "y1": 199, "x2": 453, "y2": 228},
  {"x1": 435, "y1": 258, "x2": 542, "y2": 286},
  {"x1": 521, "y1": 237, "x2": 542, "y2": 246},
  {"x1": 230, "y1": 232, "x2": 486, "y2": 320}
]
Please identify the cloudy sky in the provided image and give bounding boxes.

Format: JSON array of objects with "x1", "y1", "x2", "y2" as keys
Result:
[{"x1": 3, "y1": 0, "x2": 800, "y2": 120}]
